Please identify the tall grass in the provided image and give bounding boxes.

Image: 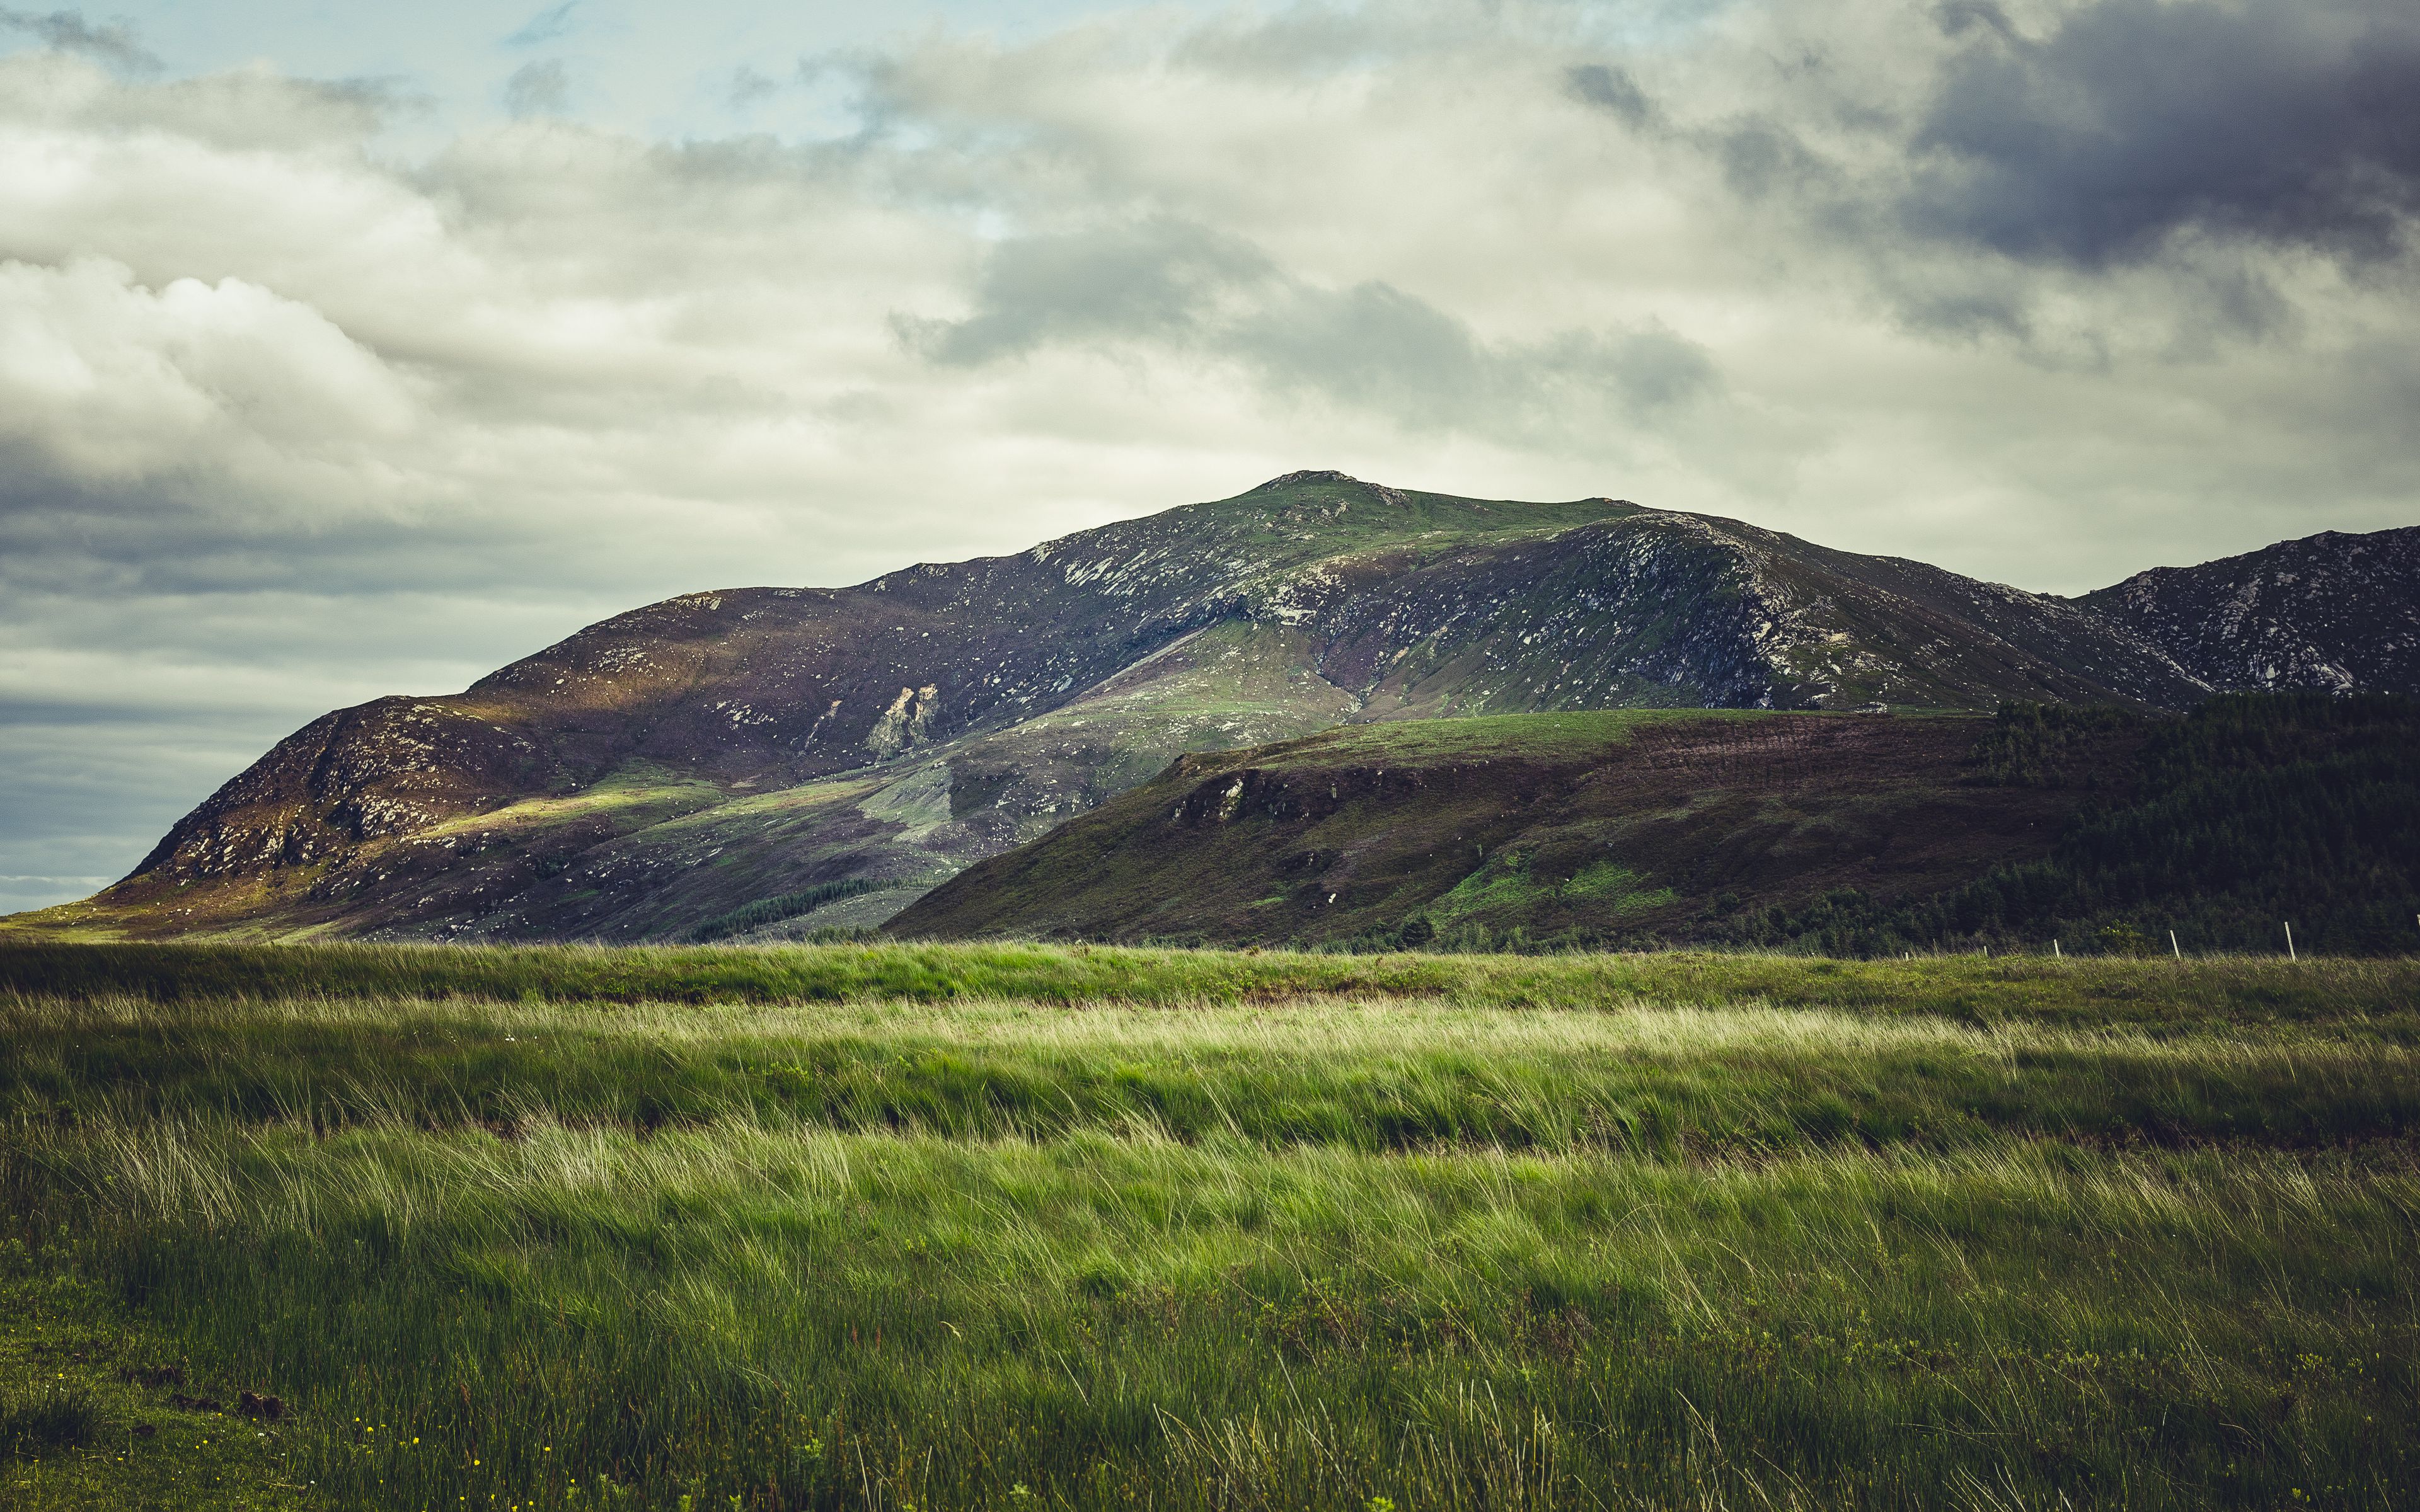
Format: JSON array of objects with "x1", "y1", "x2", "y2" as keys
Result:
[
  {"x1": 6, "y1": 994, "x2": 2418, "y2": 1154},
  {"x1": 6, "y1": 941, "x2": 2416, "y2": 1032},
  {"x1": 2, "y1": 949, "x2": 2416, "y2": 1508}
]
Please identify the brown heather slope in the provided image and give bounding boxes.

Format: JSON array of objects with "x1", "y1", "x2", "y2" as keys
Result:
[
  {"x1": 890, "y1": 709, "x2": 2130, "y2": 949},
  {"x1": 31, "y1": 472, "x2": 2395, "y2": 947}
]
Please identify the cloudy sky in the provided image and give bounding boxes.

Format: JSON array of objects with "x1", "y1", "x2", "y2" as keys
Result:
[{"x1": 3, "y1": 0, "x2": 2417, "y2": 911}]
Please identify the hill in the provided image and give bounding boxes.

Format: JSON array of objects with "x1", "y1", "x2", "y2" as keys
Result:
[
  {"x1": 890, "y1": 707, "x2": 2095, "y2": 949},
  {"x1": 8, "y1": 472, "x2": 2409, "y2": 944},
  {"x1": 894, "y1": 694, "x2": 2420, "y2": 954}
]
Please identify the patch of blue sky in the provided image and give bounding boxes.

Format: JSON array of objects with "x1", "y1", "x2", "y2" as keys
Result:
[
  {"x1": 4, "y1": 2, "x2": 1743, "y2": 147},
  {"x1": 0, "y1": 0, "x2": 1218, "y2": 144}
]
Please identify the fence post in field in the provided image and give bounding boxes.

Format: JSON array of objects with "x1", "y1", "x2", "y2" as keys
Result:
[
  {"x1": 2053, "y1": 939, "x2": 2061, "y2": 959},
  {"x1": 2170, "y1": 930, "x2": 2181, "y2": 960},
  {"x1": 2285, "y1": 921, "x2": 2296, "y2": 962}
]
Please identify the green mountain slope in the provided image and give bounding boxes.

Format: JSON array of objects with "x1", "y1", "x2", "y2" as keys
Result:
[
  {"x1": 893, "y1": 694, "x2": 2420, "y2": 956},
  {"x1": 890, "y1": 709, "x2": 2109, "y2": 949}
]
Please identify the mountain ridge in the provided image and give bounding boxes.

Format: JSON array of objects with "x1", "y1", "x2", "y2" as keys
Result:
[
  {"x1": 9, "y1": 473, "x2": 2411, "y2": 944},
  {"x1": 2075, "y1": 525, "x2": 2420, "y2": 695}
]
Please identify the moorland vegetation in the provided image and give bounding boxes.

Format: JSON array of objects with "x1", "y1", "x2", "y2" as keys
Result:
[
  {"x1": 1, "y1": 942, "x2": 2414, "y2": 1509},
  {"x1": 899, "y1": 692, "x2": 2420, "y2": 958},
  {"x1": 1739, "y1": 692, "x2": 2420, "y2": 956}
]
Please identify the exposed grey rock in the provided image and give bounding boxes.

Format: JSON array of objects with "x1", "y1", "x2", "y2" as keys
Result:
[{"x1": 2075, "y1": 527, "x2": 2420, "y2": 696}]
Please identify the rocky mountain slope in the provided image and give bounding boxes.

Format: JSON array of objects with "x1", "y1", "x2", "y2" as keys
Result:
[
  {"x1": 2075, "y1": 526, "x2": 2420, "y2": 695},
  {"x1": 9, "y1": 473, "x2": 2404, "y2": 944}
]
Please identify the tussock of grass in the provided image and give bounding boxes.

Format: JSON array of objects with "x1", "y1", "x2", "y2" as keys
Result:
[
  {"x1": 0, "y1": 1382, "x2": 100, "y2": 1455},
  {"x1": 2, "y1": 944, "x2": 2416, "y2": 1509}
]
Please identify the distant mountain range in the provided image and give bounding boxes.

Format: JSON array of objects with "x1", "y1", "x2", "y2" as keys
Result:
[{"x1": 9, "y1": 472, "x2": 2414, "y2": 944}]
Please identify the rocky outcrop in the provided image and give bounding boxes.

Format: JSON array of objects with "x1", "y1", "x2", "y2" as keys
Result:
[{"x1": 132, "y1": 699, "x2": 545, "y2": 883}]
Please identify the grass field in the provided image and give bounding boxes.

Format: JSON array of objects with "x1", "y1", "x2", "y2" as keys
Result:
[{"x1": 2, "y1": 942, "x2": 2415, "y2": 1509}]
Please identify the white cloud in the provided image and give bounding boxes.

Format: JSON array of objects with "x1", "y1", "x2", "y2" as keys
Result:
[{"x1": 0, "y1": 257, "x2": 418, "y2": 480}]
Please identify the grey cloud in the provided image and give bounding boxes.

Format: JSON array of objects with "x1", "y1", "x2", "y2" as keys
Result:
[
  {"x1": 1884, "y1": 281, "x2": 2030, "y2": 342},
  {"x1": 1233, "y1": 293, "x2": 1719, "y2": 426},
  {"x1": 1167, "y1": 11, "x2": 1389, "y2": 78},
  {"x1": 728, "y1": 66, "x2": 781, "y2": 110},
  {"x1": 1719, "y1": 118, "x2": 1829, "y2": 200},
  {"x1": 2179, "y1": 257, "x2": 2296, "y2": 346},
  {"x1": 0, "y1": 494, "x2": 572, "y2": 602},
  {"x1": 898, "y1": 219, "x2": 1721, "y2": 435},
  {"x1": 1565, "y1": 64, "x2": 1656, "y2": 131},
  {"x1": 1232, "y1": 281, "x2": 1485, "y2": 423},
  {"x1": 895, "y1": 218, "x2": 1280, "y2": 365},
  {"x1": 0, "y1": 7, "x2": 156, "y2": 71},
  {"x1": 0, "y1": 586, "x2": 570, "y2": 919},
  {"x1": 0, "y1": 56, "x2": 410, "y2": 148},
  {"x1": 504, "y1": 59, "x2": 570, "y2": 118},
  {"x1": 1932, "y1": 0, "x2": 2015, "y2": 42},
  {"x1": 1906, "y1": 0, "x2": 2420, "y2": 266},
  {"x1": 1579, "y1": 326, "x2": 1722, "y2": 413},
  {"x1": 0, "y1": 702, "x2": 308, "y2": 908}
]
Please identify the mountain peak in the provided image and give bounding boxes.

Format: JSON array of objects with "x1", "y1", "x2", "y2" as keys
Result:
[
  {"x1": 1242, "y1": 468, "x2": 1417, "y2": 509},
  {"x1": 1249, "y1": 469, "x2": 1363, "y2": 491}
]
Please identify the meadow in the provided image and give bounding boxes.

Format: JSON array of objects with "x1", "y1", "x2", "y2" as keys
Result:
[{"x1": 1, "y1": 942, "x2": 2415, "y2": 1509}]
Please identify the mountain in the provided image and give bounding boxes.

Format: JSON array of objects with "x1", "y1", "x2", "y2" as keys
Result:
[
  {"x1": 2074, "y1": 526, "x2": 2420, "y2": 695},
  {"x1": 7, "y1": 473, "x2": 2404, "y2": 944}
]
